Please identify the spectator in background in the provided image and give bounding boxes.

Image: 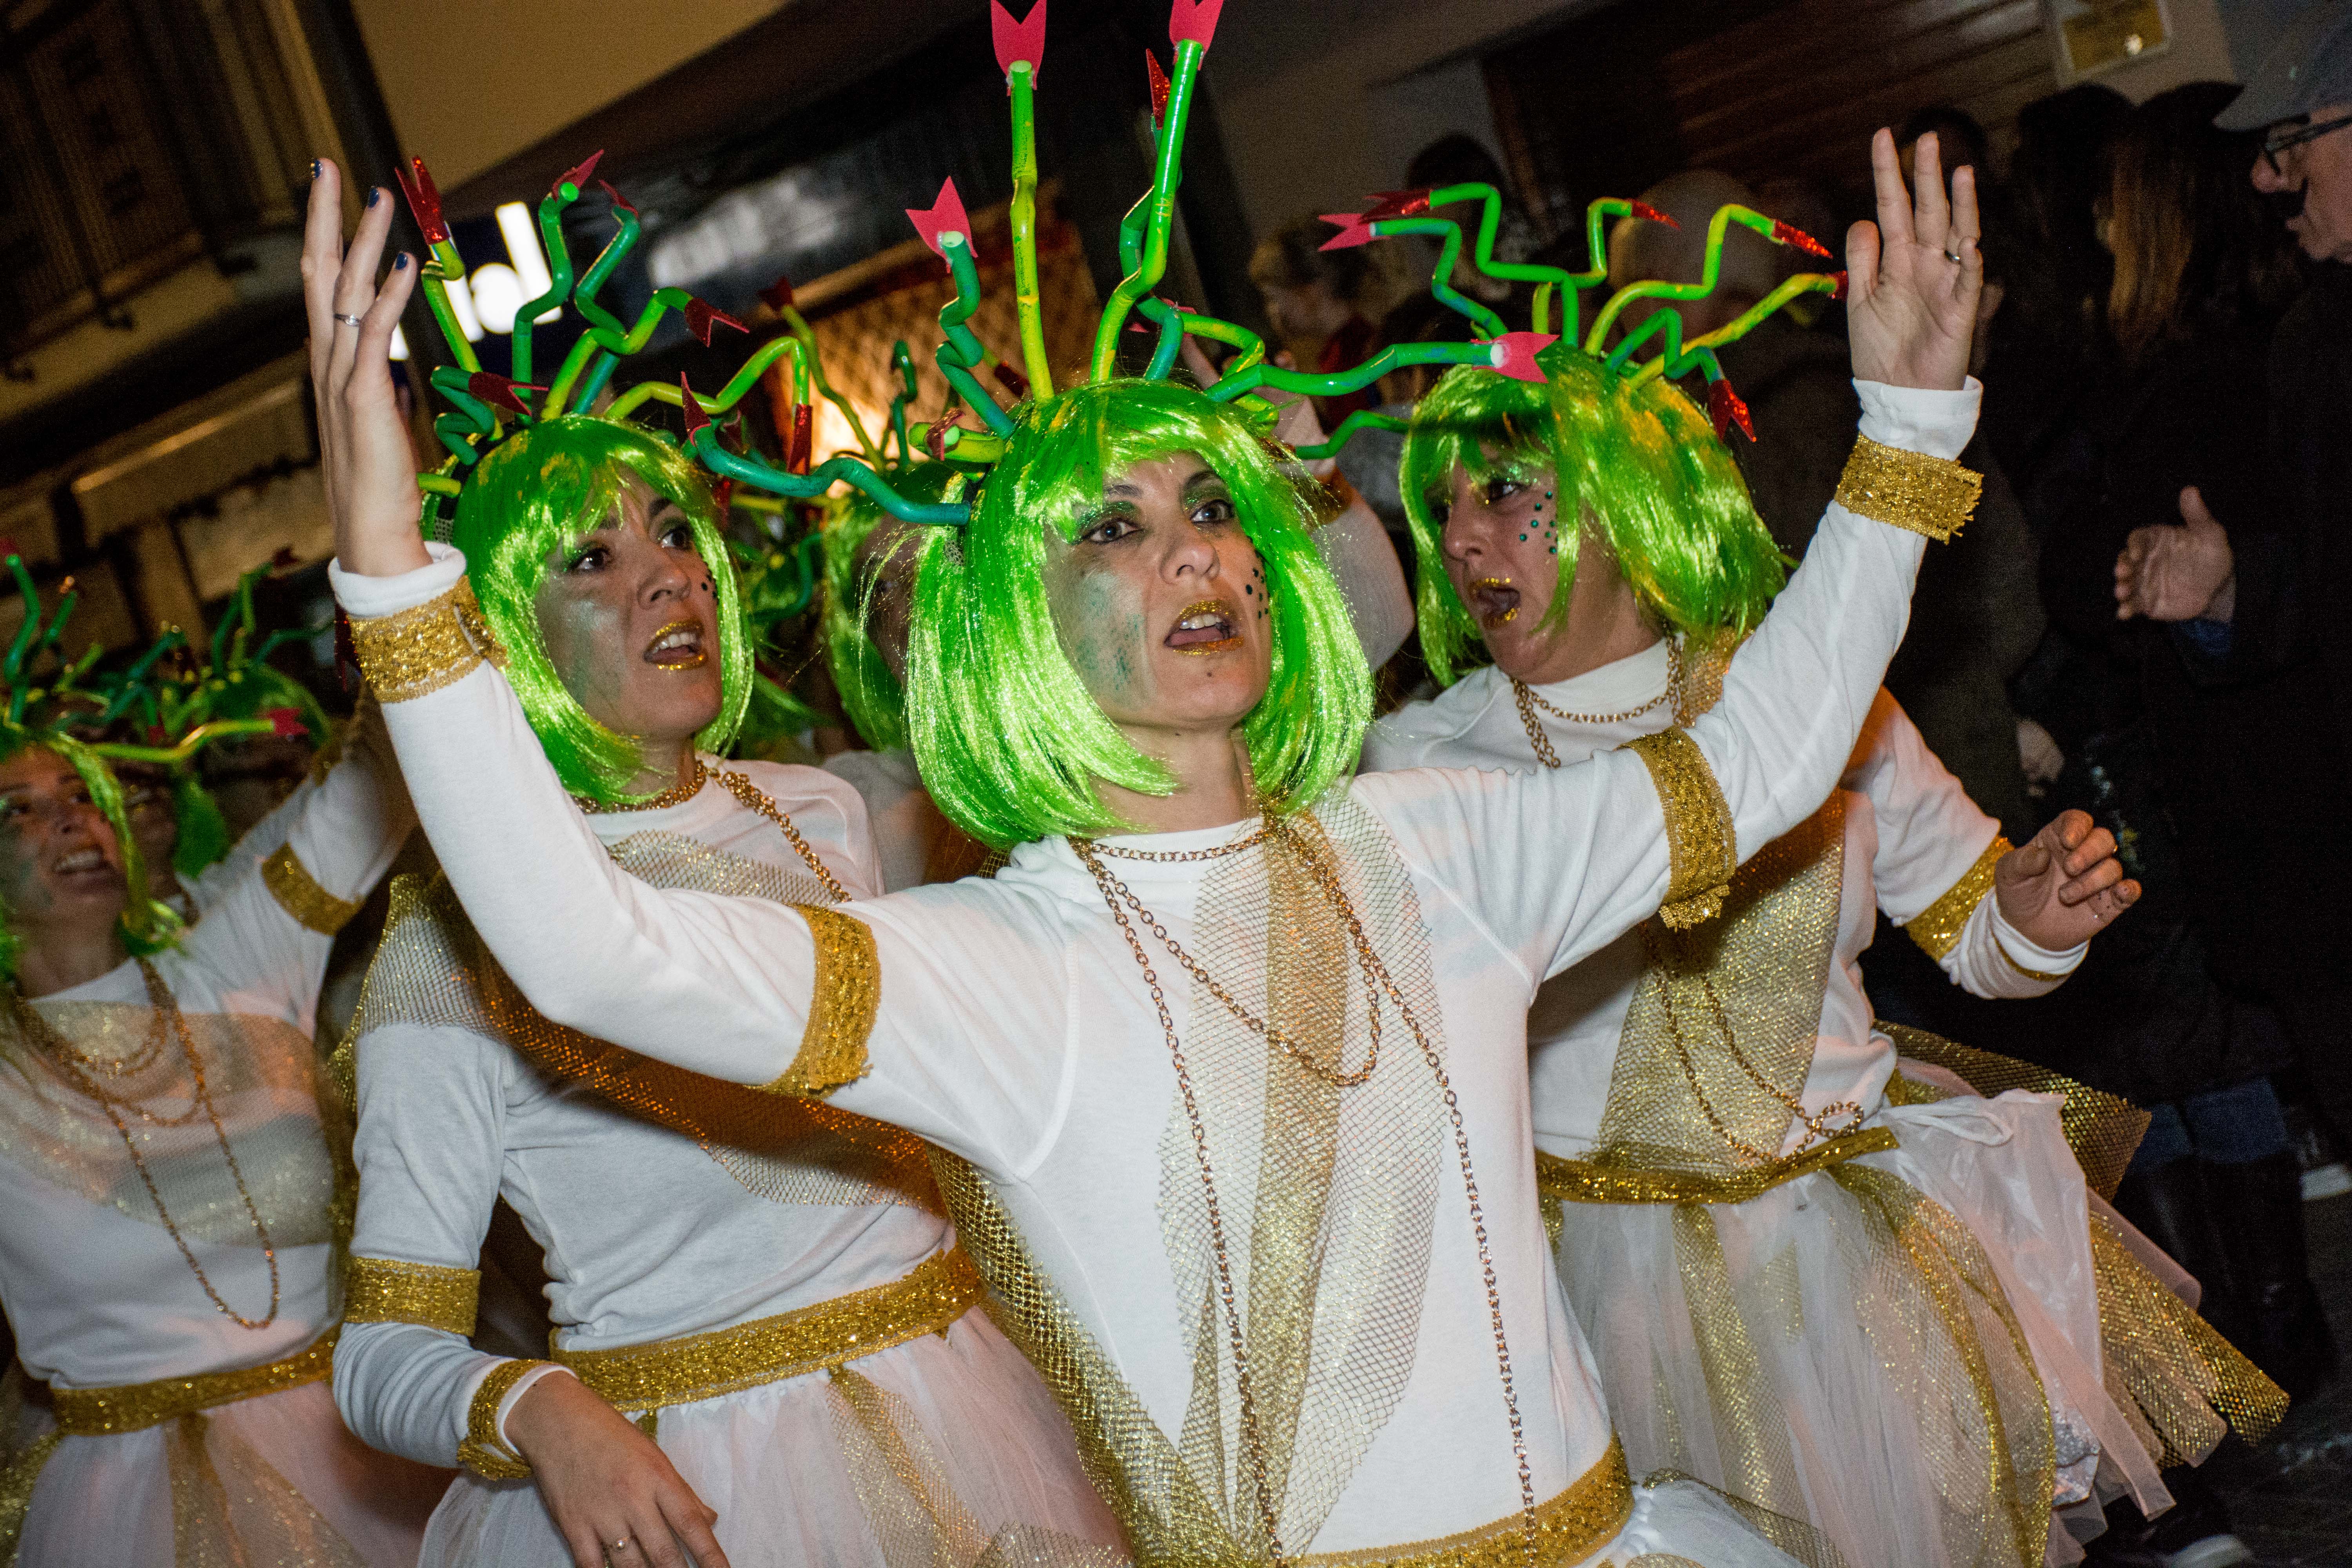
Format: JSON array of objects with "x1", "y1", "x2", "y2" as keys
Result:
[{"x1": 1249, "y1": 216, "x2": 1384, "y2": 425}]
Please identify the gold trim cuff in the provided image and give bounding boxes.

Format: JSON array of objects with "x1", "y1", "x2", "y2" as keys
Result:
[
  {"x1": 1626, "y1": 729, "x2": 1736, "y2": 929},
  {"x1": 459, "y1": 1359, "x2": 549, "y2": 1479},
  {"x1": 52, "y1": 1328, "x2": 338, "y2": 1435},
  {"x1": 344, "y1": 1256, "x2": 480, "y2": 1336},
  {"x1": 761, "y1": 905, "x2": 879, "y2": 1099},
  {"x1": 1835, "y1": 434, "x2": 1983, "y2": 541},
  {"x1": 348, "y1": 581, "x2": 501, "y2": 703},
  {"x1": 1296, "y1": 1436, "x2": 1632, "y2": 1566},
  {"x1": 1537, "y1": 1126, "x2": 1900, "y2": 1208},
  {"x1": 261, "y1": 844, "x2": 365, "y2": 935},
  {"x1": 1903, "y1": 836, "x2": 2010, "y2": 961}
]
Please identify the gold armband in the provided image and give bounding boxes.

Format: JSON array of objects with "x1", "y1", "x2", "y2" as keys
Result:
[
  {"x1": 1996, "y1": 936, "x2": 2070, "y2": 987},
  {"x1": 1835, "y1": 434, "x2": 1983, "y2": 542},
  {"x1": 1625, "y1": 729, "x2": 1735, "y2": 929},
  {"x1": 344, "y1": 1256, "x2": 480, "y2": 1336},
  {"x1": 459, "y1": 1359, "x2": 550, "y2": 1479},
  {"x1": 1903, "y1": 837, "x2": 2009, "y2": 961},
  {"x1": 261, "y1": 844, "x2": 364, "y2": 935},
  {"x1": 760, "y1": 906, "x2": 880, "y2": 1100},
  {"x1": 347, "y1": 580, "x2": 501, "y2": 702}
]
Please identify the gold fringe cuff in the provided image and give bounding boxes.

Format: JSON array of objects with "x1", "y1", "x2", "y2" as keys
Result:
[
  {"x1": 261, "y1": 844, "x2": 364, "y2": 935},
  {"x1": 1537, "y1": 1126, "x2": 1899, "y2": 1208},
  {"x1": 459, "y1": 1359, "x2": 549, "y2": 1479},
  {"x1": 51, "y1": 1328, "x2": 338, "y2": 1436},
  {"x1": 2089, "y1": 1212, "x2": 2287, "y2": 1459},
  {"x1": 1293, "y1": 1436, "x2": 1631, "y2": 1567},
  {"x1": 555, "y1": 1248, "x2": 981, "y2": 1415},
  {"x1": 348, "y1": 581, "x2": 500, "y2": 703},
  {"x1": 344, "y1": 1255, "x2": 480, "y2": 1336},
  {"x1": 1625, "y1": 729, "x2": 1735, "y2": 929},
  {"x1": 1903, "y1": 835, "x2": 2009, "y2": 961},
  {"x1": 762, "y1": 905, "x2": 880, "y2": 1099},
  {"x1": 1835, "y1": 434, "x2": 1983, "y2": 541}
]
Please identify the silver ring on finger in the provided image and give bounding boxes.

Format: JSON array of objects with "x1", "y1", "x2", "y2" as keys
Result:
[
  {"x1": 334, "y1": 311, "x2": 365, "y2": 328},
  {"x1": 1940, "y1": 248, "x2": 1962, "y2": 265}
]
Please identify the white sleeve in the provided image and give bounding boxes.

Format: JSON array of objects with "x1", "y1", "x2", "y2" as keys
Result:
[
  {"x1": 1362, "y1": 381, "x2": 1971, "y2": 983},
  {"x1": 1944, "y1": 895, "x2": 2083, "y2": 998},
  {"x1": 329, "y1": 551, "x2": 1063, "y2": 1171},
  {"x1": 1317, "y1": 497, "x2": 1413, "y2": 671},
  {"x1": 332, "y1": 1021, "x2": 563, "y2": 1467}
]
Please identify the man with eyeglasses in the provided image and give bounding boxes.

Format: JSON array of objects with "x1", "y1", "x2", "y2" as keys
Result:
[{"x1": 2113, "y1": 0, "x2": 2352, "y2": 1237}]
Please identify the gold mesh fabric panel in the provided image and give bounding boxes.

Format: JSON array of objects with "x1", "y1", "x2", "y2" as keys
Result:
[
  {"x1": 342, "y1": 851, "x2": 933, "y2": 1213},
  {"x1": 1592, "y1": 799, "x2": 1846, "y2": 1175},
  {"x1": 1624, "y1": 731, "x2": 1737, "y2": 930},
  {"x1": 1875, "y1": 1022, "x2": 2150, "y2": 1201},
  {"x1": 2086, "y1": 1212, "x2": 2287, "y2": 1457},
  {"x1": 1900, "y1": 840, "x2": 2007, "y2": 963},
  {"x1": 1535, "y1": 1127, "x2": 1896, "y2": 1208},
  {"x1": 0, "y1": 1000, "x2": 338, "y2": 1250},
  {"x1": 165, "y1": 1408, "x2": 369, "y2": 1568},
  {"x1": 1159, "y1": 797, "x2": 1448, "y2": 1552}
]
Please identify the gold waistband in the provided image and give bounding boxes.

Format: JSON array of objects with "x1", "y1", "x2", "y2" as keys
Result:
[
  {"x1": 1294, "y1": 1437, "x2": 1632, "y2": 1568},
  {"x1": 50, "y1": 1328, "x2": 338, "y2": 1436},
  {"x1": 1536, "y1": 1125, "x2": 1899, "y2": 1208},
  {"x1": 553, "y1": 1248, "x2": 982, "y2": 1414}
]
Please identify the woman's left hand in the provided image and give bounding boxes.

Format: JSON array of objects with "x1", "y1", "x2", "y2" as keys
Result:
[
  {"x1": 1845, "y1": 128, "x2": 1982, "y2": 392},
  {"x1": 1992, "y1": 809, "x2": 2140, "y2": 951}
]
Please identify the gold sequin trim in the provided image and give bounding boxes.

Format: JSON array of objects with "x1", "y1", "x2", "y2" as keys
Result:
[
  {"x1": 1995, "y1": 935, "x2": 2071, "y2": 987},
  {"x1": 1834, "y1": 434, "x2": 1983, "y2": 542},
  {"x1": 762, "y1": 905, "x2": 879, "y2": 1099},
  {"x1": 343, "y1": 1255, "x2": 479, "y2": 1336},
  {"x1": 51, "y1": 1327, "x2": 337, "y2": 1435},
  {"x1": 2088, "y1": 1210, "x2": 2287, "y2": 1458},
  {"x1": 261, "y1": 843, "x2": 363, "y2": 935},
  {"x1": 1624, "y1": 729, "x2": 1735, "y2": 929},
  {"x1": 348, "y1": 580, "x2": 502, "y2": 702},
  {"x1": 554, "y1": 1247, "x2": 982, "y2": 1415},
  {"x1": 1536, "y1": 1125, "x2": 1898, "y2": 1207},
  {"x1": 1294, "y1": 1436, "x2": 1630, "y2": 1567},
  {"x1": 459, "y1": 1357, "x2": 547, "y2": 1479},
  {"x1": 1903, "y1": 835, "x2": 2009, "y2": 961}
]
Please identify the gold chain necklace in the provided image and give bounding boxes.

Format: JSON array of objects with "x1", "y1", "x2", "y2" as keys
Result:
[
  {"x1": 1510, "y1": 639, "x2": 1684, "y2": 769},
  {"x1": 577, "y1": 750, "x2": 709, "y2": 815},
  {"x1": 577, "y1": 751, "x2": 853, "y2": 905},
  {"x1": 1071, "y1": 817, "x2": 1539, "y2": 1564},
  {"x1": 9, "y1": 960, "x2": 280, "y2": 1329}
]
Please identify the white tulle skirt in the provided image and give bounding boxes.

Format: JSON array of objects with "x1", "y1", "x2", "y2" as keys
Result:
[
  {"x1": 13, "y1": 1377, "x2": 448, "y2": 1567},
  {"x1": 1555, "y1": 1087, "x2": 2277, "y2": 1568},
  {"x1": 421, "y1": 1308, "x2": 1125, "y2": 1568}
]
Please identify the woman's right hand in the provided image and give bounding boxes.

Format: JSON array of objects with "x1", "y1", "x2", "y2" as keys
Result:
[
  {"x1": 303, "y1": 159, "x2": 432, "y2": 579},
  {"x1": 505, "y1": 1370, "x2": 730, "y2": 1568}
]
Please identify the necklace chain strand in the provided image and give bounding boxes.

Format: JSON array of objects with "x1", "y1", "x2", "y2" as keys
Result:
[
  {"x1": 9, "y1": 960, "x2": 280, "y2": 1329},
  {"x1": 1511, "y1": 638, "x2": 1684, "y2": 769},
  {"x1": 1071, "y1": 817, "x2": 1538, "y2": 1563}
]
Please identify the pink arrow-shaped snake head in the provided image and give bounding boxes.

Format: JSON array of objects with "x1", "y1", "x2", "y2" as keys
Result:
[
  {"x1": 906, "y1": 178, "x2": 971, "y2": 258},
  {"x1": 1770, "y1": 220, "x2": 1832, "y2": 259},
  {"x1": 679, "y1": 378, "x2": 710, "y2": 441},
  {"x1": 1483, "y1": 332, "x2": 1559, "y2": 383},
  {"x1": 1319, "y1": 212, "x2": 1376, "y2": 251},
  {"x1": 263, "y1": 706, "x2": 309, "y2": 740},
  {"x1": 1363, "y1": 189, "x2": 1432, "y2": 221},
  {"x1": 394, "y1": 156, "x2": 448, "y2": 245},
  {"x1": 993, "y1": 0, "x2": 1047, "y2": 85},
  {"x1": 758, "y1": 274, "x2": 795, "y2": 312},
  {"x1": 683, "y1": 297, "x2": 746, "y2": 346},
  {"x1": 465, "y1": 371, "x2": 546, "y2": 417},
  {"x1": 598, "y1": 180, "x2": 639, "y2": 220},
  {"x1": 551, "y1": 150, "x2": 604, "y2": 199},
  {"x1": 1145, "y1": 49, "x2": 1172, "y2": 131},
  {"x1": 1709, "y1": 377, "x2": 1755, "y2": 443},
  {"x1": 1169, "y1": 0, "x2": 1223, "y2": 49},
  {"x1": 1829, "y1": 270, "x2": 1848, "y2": 300},
  {"x1": 1629, "y1": 200, "x2": 1679, "y2": 229}
]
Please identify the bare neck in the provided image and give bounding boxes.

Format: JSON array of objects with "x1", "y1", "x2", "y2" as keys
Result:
[
  {"x1": 1093, "y1": 725, "x2": 1256, "y2": 837},
  {"x1": 1501, "y1": 570, "x2": 1661, "y2": 688},
  {"x1": 18, "y1": 925, "x2": 131, "y2": 999},
  {"x1": 621, "y1": 738, "x2": 698, "y2": 800}
]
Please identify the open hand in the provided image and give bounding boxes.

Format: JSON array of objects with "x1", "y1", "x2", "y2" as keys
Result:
[
  {"x1": 1847, "y1": 130, "x2": 1982, "y2": 390},
  {"x1": 303, "y1": 159, "x2": 431, "y2": 579},
  {"x1": 2115, "y1": 486, "x2": 2235, "y2": 622},
  {"x1": 506, "y1": 1371, "x2": 729, "y2": 1568},
  {"x1": 1993, "y1": 809, "x2": 2138, "y2": 951}
]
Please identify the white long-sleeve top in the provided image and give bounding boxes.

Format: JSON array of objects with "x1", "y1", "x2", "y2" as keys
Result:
[
  {"x1": 1366, "y1": 658, "x2": 2083, "y2": 1160},
  {"x1": 329, "y1": 764, "x2": 972, "y2": 1469},
  {"x1": 332, "y1": 380, "x2": 1964, "y2": 1553},
  {"x1": 0, "y1": 734, "x2": 409, "y2": 1390}
]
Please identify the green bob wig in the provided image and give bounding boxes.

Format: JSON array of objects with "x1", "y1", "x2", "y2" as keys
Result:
[
  {"x1": 0, "y1": 732, "x2": 180, "y2": 983},
  {"x1": 820, "y1": 461, "x2": 965, "y2": 755},
  {"x1": 452, "y1": 416, "x2": 753, "y2": 804},
  {"x1": 904, "y1": 378, "x2": 1370, "y2": 849},
  {"x1": 1399, "y1": 353, "x2": 1787, "y2": 688}
]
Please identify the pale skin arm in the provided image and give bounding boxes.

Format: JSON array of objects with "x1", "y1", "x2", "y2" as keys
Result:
[
  {"x1": 1993, "y1": 807, "x2": 2137, "y2": 947},
  {"x1": 304, "y1": 164, "x2": 726, "y2": 1568},
  {"x1": 2114, "y1": 485, "x2": 2236, "y2": 623}
]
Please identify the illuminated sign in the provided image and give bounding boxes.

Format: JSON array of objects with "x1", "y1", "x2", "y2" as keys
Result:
[{"x1": 390, "y1": 200, "x2": 563, "y2": 360}]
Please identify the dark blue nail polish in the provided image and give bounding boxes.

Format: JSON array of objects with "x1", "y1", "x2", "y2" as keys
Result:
[
  {"x1": 367, "y1": 187, "x2": 381, "y2": 208},
  {"x1": 310, "y1": 159, "x2": 321, "y2": 181},
  {"x1": 394, "y1": 252, "x2": 409, "y2": 270}
]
